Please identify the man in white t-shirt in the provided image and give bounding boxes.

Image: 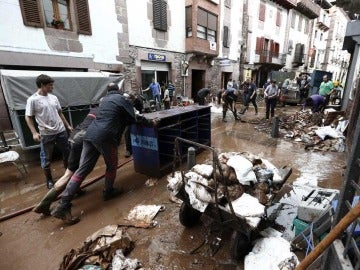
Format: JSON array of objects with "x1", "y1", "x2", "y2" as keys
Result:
[{"x1": 25, "y1": 74, "x2": 73, "y2": 189}]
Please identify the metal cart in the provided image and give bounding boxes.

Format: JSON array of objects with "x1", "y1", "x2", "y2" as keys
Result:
[{"x1": 172, "y1": 137, "x2": 292, "y2": 260}]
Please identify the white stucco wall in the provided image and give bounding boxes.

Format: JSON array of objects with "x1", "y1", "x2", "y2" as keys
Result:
[
  {"x1": 218, "y1": 0, "x2": 243, "y2": 60},
  {"x1": 0, "y1": 0, "x2": 122, "y2": 64},
  {"x1": 126, "y1": 0, "x2": 185, "y2": 52},
  {"x1": 247, "y1": 0, "x2": 287, "y2": 64}
]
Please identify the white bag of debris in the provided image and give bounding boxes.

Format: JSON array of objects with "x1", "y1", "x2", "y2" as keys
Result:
[
  {"x1": 315, "y1": 126, "x2": 345, "y2": 140},
  {"x1": 226, "y1": 193, "x2": 265, "y2": 228},
  {"x1": 261, "y1": 159, "x2": 282, "y2": 183},
  {"x1": 245, "y1": 236, "x2": 299, "y2": 270},
  {"x1": 167, "y1": 171, "x2": 183, "y2": 195},
  {"x1": 111, "y1": 249, "x2": 141, "y2": 270},
  {"x1": 227, "y1": 155, "x2": 257, "y2": 185},
  {"x1": 191, "y1": 164, "x2": 213, "y2": 178},
  {"x1": 184, "y1": 171, "x2": 212, "y2": 212}
]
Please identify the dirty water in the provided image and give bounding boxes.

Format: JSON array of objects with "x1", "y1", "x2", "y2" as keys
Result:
[{"x1": 0, "y1": 104, "x2": 346, "y2": 270}]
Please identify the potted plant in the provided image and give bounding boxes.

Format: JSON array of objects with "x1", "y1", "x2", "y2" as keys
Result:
[{"x1": 51, "y1": 17, "x2": 65, "y2": 29}]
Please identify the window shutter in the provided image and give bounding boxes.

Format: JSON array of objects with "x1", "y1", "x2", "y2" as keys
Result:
[
  {"x1": 198, "y1": 8, "x2": 207, "y2": 27},
  {"x1": 153, "y1": 0, "x2": 167, "y2": 31},
  {"x1": 256, "y1": 37, "x2": 261, "y2": 53},
  {"x1": 186, "y1": 6, "x2": 192, "y2": 28},
  {"x1": 19, "y1": 0, "x2": 43, "y2": 28},
  {"x1": 207, "y1": 12, "x2": 217, "y2": 31},
  {"x1": 223, "y1": 26, "x2": 229, "y2": 47},
  {"x1": 259, "y1": 2, "x2": 265, "y2": 22},
  {"x1": 75, "y1": 0, "x2": 92, "y2": 35}
]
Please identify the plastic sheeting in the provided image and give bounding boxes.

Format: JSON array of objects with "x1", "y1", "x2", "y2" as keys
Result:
[{"x1": 0, "y1": 69, "x2": 122, "y2": 109}]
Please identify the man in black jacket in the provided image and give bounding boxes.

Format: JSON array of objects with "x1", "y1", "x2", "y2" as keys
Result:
[{"x1": 51, "y1": 83, "x2": 155, "y2": 225}]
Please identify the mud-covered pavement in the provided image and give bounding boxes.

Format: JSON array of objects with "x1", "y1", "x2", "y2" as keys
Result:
[{"x1": 0, "y1": 103, "x2": 346, "y2": 270}]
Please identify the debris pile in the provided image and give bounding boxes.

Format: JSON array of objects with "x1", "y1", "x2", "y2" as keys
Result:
[
  {"x1": 60, "y1": 225, "x2": 141, "y2": 270},
  {"x1": 167, "y1": 152, "x2": 291, "y2": 228},
  {"x1": 280, "y1": 110, "x2": 347, "y2": 152}
]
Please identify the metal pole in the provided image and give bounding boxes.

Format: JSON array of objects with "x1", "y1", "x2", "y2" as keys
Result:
[{"x1": 187, "y1": 147, "x2": 196, "y2": 170}]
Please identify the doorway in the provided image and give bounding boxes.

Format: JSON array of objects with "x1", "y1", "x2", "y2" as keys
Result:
[
  {"x1": 191, "y1": 69, "x2": 205, "y2": 102},
  {"x1": 222, "y1": 72, "x2": 232, "y2": 89}
]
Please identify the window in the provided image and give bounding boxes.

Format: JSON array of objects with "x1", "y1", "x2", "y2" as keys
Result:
[
  {"x1": 315, "y1": 30, "x2": 318, "y2": 39},
  {"x1": 304, "y1": 19, "x2": 309, "y2": 34},
  {"x1": 186, "y1": 6, "x2": 192, "y2": 37},
  {"x1": 298, "y1": 16, "x2": 302, "y2": 31},
  {"x1": 19, "y1": 0, "x2": 92, "y2": 34},
  {"x1": 259, "y1": 2, "x2": 266, "y2": 22},
  {"x1": 153, "y1": 0, "x2": 167, "y2": 31},
  {"x1": 276, "y1": 9, "x2": 281, "y2": 27},
  {"x1": 197, "y1": 8, "x2": 217, "y2": 42},
  {"x1": 291, "y1": 13, "x2": 296, "y2": 28},
  {"x1": 43, "y1": 0, "x2": 71, "y2": 29},
  {"x1": 223, "y1": 26, "x2": 229, "y2": 47},
  {"x1": 320, "y1": 33, "x2": 323, "y2": 41}
]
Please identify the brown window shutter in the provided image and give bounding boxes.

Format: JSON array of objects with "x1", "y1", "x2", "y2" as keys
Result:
[
  {"x1": 207, "y1": 12, "x2": 217, "y2": 31},
  {"x1": 186, "y1": 6, "x2": 192, "y2": 28},
  {"x1": 276, "y1": 10, "x2": 281, "y2": 26},
  {"x1": 259, "y1": 3, "x2": 265, "y2": 22},
  {"x1": 223, "y1": 26, "x2": 229, "y2": 47},
  {"x1": 198, "y1": 8, "x2": 207, "y2": 27},
  {"x1": 75, "y1": 0, "x2": 92, "y2": 35},
  {"x1": 160, "y1": 0, "x2": 167, "y2": 31},
  {"x1": 19, "y1": 0, "x2": 43, "y2": 28},
  {"x1": 256, "y1": 37, "x2": 261, "y2": 54}
]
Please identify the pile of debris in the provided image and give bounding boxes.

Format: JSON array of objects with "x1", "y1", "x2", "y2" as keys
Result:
[
  {"x1": 60, "y1": 225, "x2": 141, "y2": 270},
  {"x1": 280, "y1": 110, "x2": 347, "y2": 152},
  {"x1": 167, "y1": 152, "x2": 291, "y2": 229}
]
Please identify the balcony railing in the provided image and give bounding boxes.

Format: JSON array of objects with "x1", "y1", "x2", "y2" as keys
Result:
[
  {"x1": 293, "y1": 52, "x2": 306, "y2": 64},
  {"x1": 255, "y1": 50, "x2": 286, "y2": 65},
  {"x1": 295, "y1": 0, "x2": 320, "y2": 19},
  {"x1": 271, "y1": 0, "x2": 297, "y2": 9}
]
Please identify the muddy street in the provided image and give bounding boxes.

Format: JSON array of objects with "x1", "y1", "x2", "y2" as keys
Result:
[{"x1": 0, "y1": 104, "x2": 346, "y2": 270}]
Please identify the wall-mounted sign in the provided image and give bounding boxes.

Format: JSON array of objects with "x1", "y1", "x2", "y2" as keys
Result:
[
  {"x1": 148, "y1": 53, "x2": 166, "y2": 62},
  {"x1": 181, "y1": 61, "x2": 189, "y2": 76},
  {"x1": 244, "y1": 69, "x2": 252, "y2": 80},
  {"x1": 219, "y1": 59, "x2": 231, "y2": 66}
]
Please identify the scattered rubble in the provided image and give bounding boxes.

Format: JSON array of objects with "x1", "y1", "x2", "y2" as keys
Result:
[
  {"x1": 252, "y1": 110, "x2": 348, "y2": 152},
  {"x1": 60, "y1": 225, "x2": 140, "y2": 270},
  {"x1": 126, "y1": 204, "x2": 165, "y2": 228}
]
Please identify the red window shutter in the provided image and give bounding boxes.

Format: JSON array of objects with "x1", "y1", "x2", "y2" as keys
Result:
[
  {"x1": 259, "y1": 3, "x2": 265, "y2": 22},
  {"x1": 276, "y1": 10, "x2": 281, "y2": 26},
  {"x1": 75, "y1": 0, "x2": 92, "y2": 35},
  {"x1": 19, "y1": 0, "x2": 43, "y2": 28}
]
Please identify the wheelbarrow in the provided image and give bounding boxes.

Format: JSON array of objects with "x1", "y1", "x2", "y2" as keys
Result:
[{"x1": 171, "y1": 137, "x2": 292, "y2": 260}]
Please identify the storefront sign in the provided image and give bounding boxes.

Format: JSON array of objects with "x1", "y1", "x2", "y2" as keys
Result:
[
  {"x1": 148, "y1": 53, "x2": 166, "y2": 62},
  {"x1": 219, "y1": 59, "x2": 231, "y2": 66},
  {"x1": 244, "y1": 69, "x2": 252, "y2": 80}
]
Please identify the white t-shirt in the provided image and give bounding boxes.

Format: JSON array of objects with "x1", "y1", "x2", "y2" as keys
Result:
[
  {"x1": 164, "y1": 89, "x2": 170, "y2": 101},
  {"x1": 25, "y1": 93, "x2": 65, "y2": 135}
]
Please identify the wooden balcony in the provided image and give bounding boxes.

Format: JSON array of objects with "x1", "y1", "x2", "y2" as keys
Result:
[
  {"x1": 295, "y1": 0, "x2": 320, "y2": 19},
  {"x1": 270, "y1": 0, "x2": 297, "y2": 9}
]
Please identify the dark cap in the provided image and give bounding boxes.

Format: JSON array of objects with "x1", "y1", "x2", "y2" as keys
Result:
[{"x1": 271, "y1": 80, "x2": 277, "y2": 83}]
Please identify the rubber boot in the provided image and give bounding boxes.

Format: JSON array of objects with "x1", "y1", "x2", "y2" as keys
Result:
[
  {"x1": 222, "y1": 111, "x2": 227, "y2": 122},
  {"x1": 233, "y1": 109, "x2": 241, "y2": 121},
  {"x1": 103, "y1": 187, "x2": 123, "y2": 201},
  {"x1": 51, "y1": 181, "x2": 80, "y2": 225},
  {"x1": 33, "y1": 188, "x2": 60, "y2": 216},
  {"x1": 44, "y1": 168, "x2": 54, "y2": 189},
  {"x1": 255, "y1": 107, "x2": 258, "y2": 115}
]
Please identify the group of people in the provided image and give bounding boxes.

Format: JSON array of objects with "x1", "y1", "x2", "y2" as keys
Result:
[
  {"x1": 28, "y1": 74, "x2": 156, "y2": 225},
  {"x1": 144, "y1": 78, "x2": 175, "y2": 110}
]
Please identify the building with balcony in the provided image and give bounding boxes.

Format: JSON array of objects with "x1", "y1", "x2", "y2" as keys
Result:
[{"x1": 323, "y1": 6, "x2": 350, "y2": 85}]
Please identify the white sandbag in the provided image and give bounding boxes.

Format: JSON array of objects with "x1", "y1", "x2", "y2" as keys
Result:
[
  {"x1": 191, "y1": 164, "x2": 213, "y2": 178},
  {"x1": 167, "y1": 171, "x2": 183, "y2": 195},
  {"x1": 184, "y1": 171, "x2": 212, "y2": 212},
  {"x1": 227, "y1": 155, "x2": 257, "y2": 185},
  {"x1": 245, "y1": 236, "x2": 299, "y2": 270},
  {"x1": 261, "y1": 158, "x2": 282, "y2": 183},
  {"x1": 226, "y1": 193, "x2": 265, "y2": 228},
  {"x1": 315, "y1": 126, "x2": 345, "y2": 140}
]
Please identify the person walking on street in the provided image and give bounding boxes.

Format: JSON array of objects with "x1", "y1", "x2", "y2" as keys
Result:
[
  {"x1": 33, "y1": 107, "x2": 98, "y2": 216},
  {"x1": 319, "y1": 75, "x2": 334, "y2": 107},
  {"x1": 299, "y1": 74, "x2": 311, "y2": 103},
  {"x1": 264, "y1": 80, "x2": 279, "y2": 120},
  {"x1": 197, "y1": 88, "x2": 211, "y2": 105},
  {"x1": 241, "y1": 78, "x2": 258, "y2": 115},
  {"x1": 25, "y1": 74, "x2": 73, "y2": 189},
  {"x1": 51, "y1": 84, "x2": 155, "y2": 225},
  {"x1": 163, "y1": 87, "x2": 171, "y2": 109}
]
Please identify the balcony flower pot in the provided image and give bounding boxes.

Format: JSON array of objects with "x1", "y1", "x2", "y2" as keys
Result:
[{"x1": 51, "y1": 19, "x2": 65, "y2": 30}]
